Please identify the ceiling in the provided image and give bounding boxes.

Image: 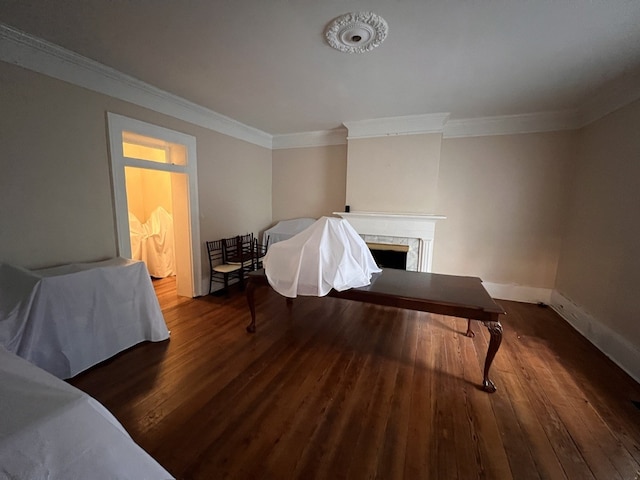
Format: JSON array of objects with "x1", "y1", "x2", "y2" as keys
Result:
[{"x1": 2, "y1": 1, "x2": 640, "y2": 136}]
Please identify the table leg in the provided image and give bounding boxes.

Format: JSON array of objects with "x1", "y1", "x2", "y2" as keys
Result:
[
  {"x1": 481, "y1": 320, "x2": 503, "y2": 393},
  {"x1": 246, "y1": 279, "x2": 257, "y2": 333},
  {"x1": 465, "y1": 318, "x2": 475, "y2": 337}
]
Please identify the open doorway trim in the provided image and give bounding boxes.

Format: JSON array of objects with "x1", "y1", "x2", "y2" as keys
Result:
[{"x1": 107, "y1": 112, "x2": 203, "y2": 297}]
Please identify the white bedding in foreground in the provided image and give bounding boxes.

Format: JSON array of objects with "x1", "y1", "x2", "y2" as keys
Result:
[
  {"x1": 0, "y1": 257, "x2": 170, "y2": 379},
  {"x1": 0, "y1": 345, "x2": 174, "y2": 480},
  {"x1": 263, "y1": 216, "x2": 381, "y2": 297}
]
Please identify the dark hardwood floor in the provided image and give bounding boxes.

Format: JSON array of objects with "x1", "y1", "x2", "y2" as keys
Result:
[{"x1": 69, "y1": 276, "x2": 640, "y2": 480}]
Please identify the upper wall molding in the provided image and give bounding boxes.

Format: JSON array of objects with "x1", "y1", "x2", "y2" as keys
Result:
[
  {"x1": 343, "y1": 113, "x2": 450, "y2": 139},
  {"x1": 0, "y1": 23, "x2": 273, "y2": 149},
  {"x1": 3, "y1": 23, "x2": 639, "y2": 150},
  {"x1": 272, "y1": 128, "x2": 347, "y2": 149},
  {"x1": 442, "y1": 110, "x2": 580, "y2": 138},
  {"x1": 578, "y1": 68, "x2": 640, "y2": 127}
]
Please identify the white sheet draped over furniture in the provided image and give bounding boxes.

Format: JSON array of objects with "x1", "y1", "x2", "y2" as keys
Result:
[
  {"x1": 0, "y1": 257, "x2": 170, "y2": 379},
  {"x1": 263, "y1": 216, "x2": 381, "y2": 298},
  {"x1": 129, "y1": 206, "x2": 175, "y2": 278},
  {"x1": 0, "y1": 345, "x2": 174, "y2": 479},
  {"x1": 262, "y1": 217, "x2": 316, "y2": 247}
]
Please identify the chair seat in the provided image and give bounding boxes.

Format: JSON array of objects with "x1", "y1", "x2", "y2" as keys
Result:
[
  {"x1": 213, "y1": 263, "x2": 242, "y2": 273},
  {"x1": 228, "y1": 259, "x2": 254, "y2": 267}
]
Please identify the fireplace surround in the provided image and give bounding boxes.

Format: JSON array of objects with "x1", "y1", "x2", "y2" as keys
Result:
[{"x1": 333, "y1": 211, "x2": 446, "y2": 272}]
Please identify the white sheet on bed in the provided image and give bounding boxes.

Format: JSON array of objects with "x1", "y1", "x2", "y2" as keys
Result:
[
  {"x1": 0, "y1": 257, "x2": 170, "y2": 379},
  {"x1": 263, "y1": 216, "x2": 381, "y2": 298},
  {"x1": 0, "y1": 345, "x2": 174, "y2": 479}
]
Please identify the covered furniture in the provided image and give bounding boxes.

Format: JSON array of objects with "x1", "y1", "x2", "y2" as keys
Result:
[
  {"x1": 0, "y1": 345, "x2": 174, "y2": 479},
  {"x1": 262, "y1": 217, "x2": 381, "y2": 297},
  {"x1": 262, "y1": 217, "x2": 316, "y2": 247},
  {"x1": 0, "y1": 257, "x2": 170, "y2": 379},
  {"x1": 129, "y1": 207, "x2": 176, "y2": 278}
]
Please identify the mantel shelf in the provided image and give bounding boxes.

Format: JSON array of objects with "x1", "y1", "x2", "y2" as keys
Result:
[
  {"x1": 332, "y1": 211, "x2": 446, "y2": 273},
  {"x1": 333, "y1": 211, "x2": 446, "y2": 221}
]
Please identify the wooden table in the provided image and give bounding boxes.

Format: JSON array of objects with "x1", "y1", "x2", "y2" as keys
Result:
[{"x1": 245, "y1": 268, "x2": 505, "y2": 393}]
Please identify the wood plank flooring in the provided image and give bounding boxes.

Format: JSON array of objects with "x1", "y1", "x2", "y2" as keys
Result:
[{"x1": 69, "y1": 276, "x2": 640, "y2": 480}]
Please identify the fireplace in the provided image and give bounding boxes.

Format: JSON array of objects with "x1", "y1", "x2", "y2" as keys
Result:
[
  {"x1": 367, "y1": 242, "x2": 409, "y2": 270},
  {"x1": 333, "y1": 211, "x2": 446, "y2": 272}
]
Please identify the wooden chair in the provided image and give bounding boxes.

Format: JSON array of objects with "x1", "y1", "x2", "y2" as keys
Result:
[
  {"x1": 224, "y1": 234, "x2": 255, "y2": 284},
  {"x1": 206, "y1": 239, "x2": 243, "y2": 294},
  {"x1": 253, "y1": 235, "x2": 268, "y2": 270}
]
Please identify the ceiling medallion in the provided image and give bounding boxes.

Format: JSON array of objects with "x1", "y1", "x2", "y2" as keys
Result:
[{"x1": 325, "y1": 12, "x2": 388, "y2": 54}]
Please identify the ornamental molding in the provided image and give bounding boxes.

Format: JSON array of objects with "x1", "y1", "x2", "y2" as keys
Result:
[
  {"x1": 442, "y1": 111, "x2": 580, "y2": 138},
  {"x1": 4, "y1": 23, "x2": 638, "y2": 149},
  {"x1": 325, "y1": 12, "x2": 388, "y2": 54},
  {"x1": 0, "y1": 23, "x2": 273, "y2": 148},
  {"x1": 272, "y1": 128, "x2": 347, "y2": 149},
  {"x1": 343, "y1": 113, "x2": 450, "y2": 139}
]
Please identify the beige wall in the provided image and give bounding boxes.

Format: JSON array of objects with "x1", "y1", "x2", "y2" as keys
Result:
[
  {"x1": 272, "y1": 144, "x2": 347, "y2": 223},
  {"x1": 555, "y1": 99, "x2": 640, "y2": 347},
  {"x1": 270, "y1": 130, "x2": 577, "y2": 291},
  {"x1": 346, "y1": 134, "x2": 441, "y2": 213},
  {"x1": 435, "y1": 132, "x2": 576, "y2": 287},
  {"x1": 125, "y1": 167, "x2": 173, "y2": 223},
  {"x1": 0, "y1": 62, "x2": 272, "y2": 291}
]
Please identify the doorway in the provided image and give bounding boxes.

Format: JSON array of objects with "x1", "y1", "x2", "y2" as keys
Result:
[{"x1": 107, "y1": 113, "x2": 202, "y2": 297}]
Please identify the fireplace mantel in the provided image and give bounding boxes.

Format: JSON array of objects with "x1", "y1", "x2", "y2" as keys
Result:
[{"x1": 333, "y1": 211, "x2": 446, "y2": 272}]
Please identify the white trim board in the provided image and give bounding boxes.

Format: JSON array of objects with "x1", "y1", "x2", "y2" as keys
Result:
[
  {"x1": 549, "y1": 291, "x2": 640, "y2": 384},
  {"x1": 442, "y1": 110, "x2": 580, "y2": 138},
  {"x1": 481, "y1": 283, "x2": 640, "y2": 384},
  {"x1": 272, "y1": 129, "x2": 347, "y2": 149},
  {"x1": 481, "y1": 282, "x2": 552, "y2": 305},
  {"x1": 343, "y1": 113, "x2": 450, "y2": 139},
  {"x1": 273, "y1": 111, "x2": 581, "y2": 149},
  {"x1": 107, "y1": 112, "x2": 205, "y2": 297}
]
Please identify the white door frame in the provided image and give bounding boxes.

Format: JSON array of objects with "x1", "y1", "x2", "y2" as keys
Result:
[{"x1": 107, "y1": 112, "x2": 203, "y2": 297}]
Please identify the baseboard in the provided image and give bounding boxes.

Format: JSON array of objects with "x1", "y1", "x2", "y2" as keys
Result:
[
  {"x1": 482, "y1": 282, "x2": 552, "y2": 305},
  {"x1": 550, "y1": 290, "x2": 640, "y2": 384}
]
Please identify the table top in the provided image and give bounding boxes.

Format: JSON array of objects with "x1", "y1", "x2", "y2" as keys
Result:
[{"x1": 249, "y1": 268, "x2": 505, "y2": 320}]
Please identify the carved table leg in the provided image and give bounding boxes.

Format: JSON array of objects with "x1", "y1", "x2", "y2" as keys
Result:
[
  {"x1": 465, "y1": 318, "x2": 475, "y2": 337},
  {"x1": 481, "y1": 320, "x2": 503, "y2": 393},
  {"x1": 245, "y1": 279, "x2": 257, "y2": 333}
]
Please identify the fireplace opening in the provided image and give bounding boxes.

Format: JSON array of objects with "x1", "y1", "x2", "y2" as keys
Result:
[{"x1": 367, "y1": 242, "x2": 408, "y2": 270}]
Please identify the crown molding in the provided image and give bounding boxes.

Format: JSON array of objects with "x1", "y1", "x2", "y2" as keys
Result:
[
  {"x1": 443, "y1": 110, "x2": 580, "y2": 138},
  {"x1": 274, "y1": 111, "x2": 583, "y2": 148},
  {"x1": 343, "y1": 113, "x2": 450, "y2": 139},
  {"x1": 0, "y1": 23, "x2": 273, "y2": 149},
  {"x1": 272, "y1": 128, "x2": 347, "y2": 149},
  {"x1": 3, "y1": 23, "x2": 639, "y2": 150},
  {"x1": 577, "y1": 68, "x2": 640, "y2": 127}
]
